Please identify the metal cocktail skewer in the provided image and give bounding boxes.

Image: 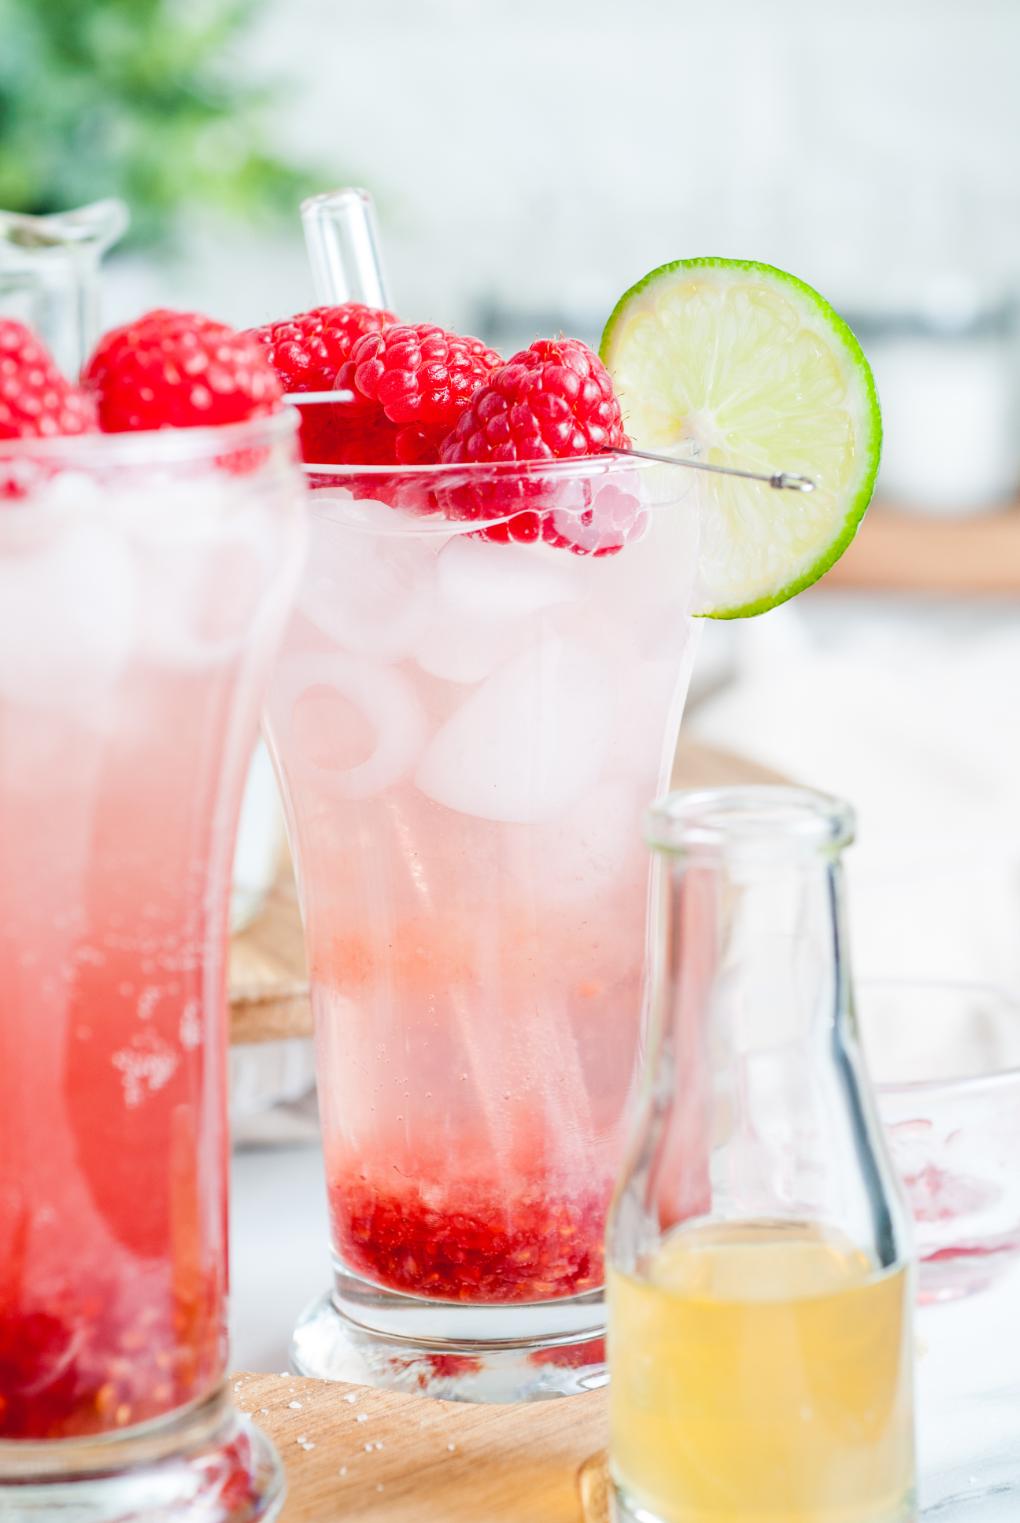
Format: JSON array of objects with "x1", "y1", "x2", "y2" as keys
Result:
[
  {"x1": 286, "y1": 391, "x2": 816, "y2": 493},
  {"x1": 620, "y1": 447, "x2": 815, "y2": 493}
]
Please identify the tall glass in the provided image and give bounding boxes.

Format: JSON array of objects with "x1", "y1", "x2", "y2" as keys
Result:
[
  {"x1": 609, "y1": 787, "x2": 916, "y2": 1523},
  {"x1": 0, "y1": 415, "x2": 305, "y2": 1520},
  {"x1": 263, "y1": 449, "x2": 700, "y2": 1399}
]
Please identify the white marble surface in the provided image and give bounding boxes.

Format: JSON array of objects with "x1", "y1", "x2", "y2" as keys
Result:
[
  {"x1": 913, "y1": 1264, "x2": 1020, "y2": 1517},
  {"x1": 230, "y1": 1141, "x2": 328, "y2": 1375}
]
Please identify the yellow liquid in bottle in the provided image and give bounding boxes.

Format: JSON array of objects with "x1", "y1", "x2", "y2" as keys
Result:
[{"x1": 609, "y1": 1220, "x2": 915, "y2": 1523}]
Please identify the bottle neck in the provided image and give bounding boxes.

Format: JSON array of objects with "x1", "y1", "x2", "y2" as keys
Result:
[
  {"x1": 660, "y1": 848, "x2": 850, "y2": 1065},
  {"x1": 634, "y1": 790, "x2": 906, "y2": 1267}
]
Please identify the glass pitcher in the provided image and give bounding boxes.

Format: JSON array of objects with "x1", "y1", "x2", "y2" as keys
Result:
[
  {"x1": 0, "y1": 199, "x2": 128, "y2": 378},
  {"x1": 608, "y1": 786, "x2": 917, "y2": 1523}
]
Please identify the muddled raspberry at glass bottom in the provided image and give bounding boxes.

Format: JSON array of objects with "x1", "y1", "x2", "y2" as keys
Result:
[
  {"x1": 330, "y1": 1172, "x2": 612, "y2": 1303},
  {"x1": 0, "y1": 1257, "x2": 222, "y2": 1440}
]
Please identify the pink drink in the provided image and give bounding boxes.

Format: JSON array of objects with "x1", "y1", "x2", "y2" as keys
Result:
[
  {"x1": 265, "y1": 458, "x2": 699, "y2": 1395},
  {"x1": 0, "y1": 422, "x2": 303, "y2": 1511}
]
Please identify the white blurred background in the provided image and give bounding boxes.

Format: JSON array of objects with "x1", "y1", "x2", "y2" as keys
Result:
[
  {"x1": 4, "y1": 0, "x2": 1020, "y2": 990},
  {"x1": 197, "y1": 1, "x2": 1020, "y2": 336}
]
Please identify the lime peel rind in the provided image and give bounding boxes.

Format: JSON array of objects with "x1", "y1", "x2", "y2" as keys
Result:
[{"x1": 599, "y1": 257, "x2": 882, "y2": 619}]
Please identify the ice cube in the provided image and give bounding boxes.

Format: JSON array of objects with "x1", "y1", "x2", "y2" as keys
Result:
[
  {"x1": 415, "y1": 638, "x2": 613, "y2": 822},
  {"x1": 414, "y1": 612, "x2": 522, "y2": 683},
  {"x1": 416, "y1": 537, "x2": 579, "y2": 682},
  {"x1": 137, "y1": 516, "x2": 284, "y2": 670},
  {"x1": 273, "y1": 652, "x2": 426, "y2": 799},
  {"x1": 436, "y1": 536, "x2": 580, "y2": 623},
  {"x1": 299, "y1": 518, "x2": 434, "y2": 662},
  {"x1": 66, "y1": 473, "x2": 305, "y2": 673},
  {"x1": 0, "y1": 518, "x2": 137, "y2": 706}
]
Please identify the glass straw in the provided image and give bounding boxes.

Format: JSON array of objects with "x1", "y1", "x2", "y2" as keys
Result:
[{"x1": 300, "y1": 188, "x2": 392, "y2": 310}]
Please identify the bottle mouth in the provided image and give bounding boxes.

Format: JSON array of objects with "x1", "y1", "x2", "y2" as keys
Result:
[{"x1": 646, "y1": 785, "x2": 855, "y2": 858}]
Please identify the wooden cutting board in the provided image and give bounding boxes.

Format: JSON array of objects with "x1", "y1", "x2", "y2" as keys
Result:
[
  {"x1": 231, "y1": 1373, "x2": 607, "y2": 1522},
  {"x1": 227, "y1": 738, "x2": 788, "y2": 1046}
]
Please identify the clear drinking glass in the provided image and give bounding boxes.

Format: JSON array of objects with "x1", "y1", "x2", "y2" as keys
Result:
[
  {"x1": 608, "y1": 787, "x2": 917, "y2": 1523},
  {"x1": 0, "y1": 415, "x2": 305, "y2": 1520},
  {"x1": 262, "y1": 440, "x2": 701, "y2": 1400},
  {"x1": 858, "y1": 980, "x2": 1020, "y2": 1302}
]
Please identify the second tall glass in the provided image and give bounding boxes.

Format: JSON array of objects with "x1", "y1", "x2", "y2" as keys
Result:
[
  {"x1": 0, "y1": 415, "x2": 305, "y2": 1518},
  {"x1": 264, "y1": 451, "x2": 700, "y2": 1398}
]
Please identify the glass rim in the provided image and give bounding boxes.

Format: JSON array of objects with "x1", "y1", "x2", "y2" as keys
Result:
[
  {"x1": 646, "y1": 784, "x2": 856, "y2": 857},
  {"x1": 300, "y1": 448, "x2": 681, "y2": 481},
  {"x1": 0, "y1": 405, "x2": 300, "y2": 465},
  {"x1": 858, "y1": 976, "x2": 1020, "y2": 1093},
  {"x1": 301, "y1": 443, "x2": 700, "y2": 539}
]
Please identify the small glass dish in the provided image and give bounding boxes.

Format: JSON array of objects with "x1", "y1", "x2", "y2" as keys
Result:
[{"x1": 857, "y1": 979, "x2": 1020, "y2": 1303}]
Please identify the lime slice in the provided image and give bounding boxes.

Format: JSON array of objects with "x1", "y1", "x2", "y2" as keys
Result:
[{"x1": 600, "y1": 258, "x2": 881, "y2": 618}]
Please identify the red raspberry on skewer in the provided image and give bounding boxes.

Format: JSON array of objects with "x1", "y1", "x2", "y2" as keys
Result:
[
  {"x1": 249, "y1": 302, "x2": 397, "y2": 395},
  {"x1": 438, "y1": 337, "x2": 641, "y2": 555},
  {"x1": 442, "y1": 337, "x2": 625, "y2": 463},
  {"x1": 337, "y1": 323, "x2": 502, "y2": 465},
  {"x1": 249, "y1": 301, "x2": 400, "y2": 466}
]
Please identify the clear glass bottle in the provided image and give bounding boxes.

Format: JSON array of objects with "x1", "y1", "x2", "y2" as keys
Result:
[{"x1": 608, "y1": 786, "x2": 917, "y2": 1523}]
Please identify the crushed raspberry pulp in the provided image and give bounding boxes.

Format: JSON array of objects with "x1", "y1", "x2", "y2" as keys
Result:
[{"x1": 331, "y1": 1175, "x2": 612, "y2": 1303}]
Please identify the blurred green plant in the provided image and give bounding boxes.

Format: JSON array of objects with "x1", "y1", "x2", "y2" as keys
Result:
[{"x1": 0, "y1": 0, "x2": 318, "y2": 245}]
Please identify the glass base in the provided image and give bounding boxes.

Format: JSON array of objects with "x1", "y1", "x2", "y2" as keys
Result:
[
  {"x1": 291, "y1": 1269, "x2": 608, "y2": 1402},
  {"x1": 0, "y1": 1391, "x2": 284, "y2": 1523},
  {"x1": 612, "y1": 1480, "x2": 919, "y2": 1523}
]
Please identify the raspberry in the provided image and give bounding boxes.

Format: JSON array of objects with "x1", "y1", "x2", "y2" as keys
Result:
[
  {"x1": 298, "y1": 406, "x2": 401, "y2": 471},
  {"x1": 250, "y1": 302, "x2": 400, "y2": 467},
  {"x1": 83, "y1": 309, "x2": 282, "y2": 432},
  {"x1": 0, "y1": 1267, "x2": 223, "y2": 1439},
  {"x1": 337, "y1": 323, "x2": 502, "y2": 465},
  {"x1": 540, "y1": 477, "x2": 648, "y2": 558},
  {"x1": 437, "y1": 338, "x2": 641, "y2": 555},
  {"x1": 442, "y1": 337, "x2": 626, "y2": 463},
  {"x1": 0, "y1": 320, "x2": 96, "y2": 441},
  {"x1": 248, "y1": 302, "x2": 397, "y2": 395}
]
